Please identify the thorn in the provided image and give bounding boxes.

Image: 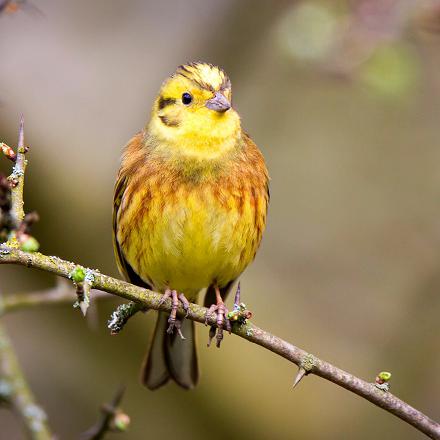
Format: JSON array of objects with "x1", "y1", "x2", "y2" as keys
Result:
[
  {"x1": 234, "y1": 281, "x2": 241, "y2": 306},
  {"x1": 293, "y1": 367, "x2": 306, "y2": 389},
  {"x1": 79, "y1": 301, "x2": 88, "y2": 316},
  {"x1": 18, "y1": 114, "x2": 24, "y2": 151},
  {"x1": 111, "y1": 384, "x2": 126, "y2": 408}
]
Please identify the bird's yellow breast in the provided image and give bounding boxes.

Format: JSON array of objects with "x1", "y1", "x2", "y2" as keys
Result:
[{"x1": 116, "y1": 176, "x2": 266, "y2": 295}]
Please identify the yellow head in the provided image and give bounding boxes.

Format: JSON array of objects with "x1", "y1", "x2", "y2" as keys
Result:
[{"x1": 147, "y1": 62, "x2": 242, "y2": 161}]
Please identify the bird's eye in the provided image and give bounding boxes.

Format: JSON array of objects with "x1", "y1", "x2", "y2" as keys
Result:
[{"x1": 182, "y1": 92, "x2": 192, "y2": 105}]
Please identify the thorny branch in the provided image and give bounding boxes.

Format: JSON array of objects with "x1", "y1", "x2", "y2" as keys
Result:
[
  {"x1": 0, "y1": 118, "x2": 439, "y2": 439},
  {"x1": 2, "y1": 246, "x2": 439, "y2": 439},
  {"x1": 0, "y1": 117, "x2": 53, "y2": 439},
  {"x1": 9, "y1": 115, "x2": 26, "y2": 226}
]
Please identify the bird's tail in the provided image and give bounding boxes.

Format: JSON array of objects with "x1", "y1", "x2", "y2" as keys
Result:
[{"x1": 141, "y1": 312, "x2": 199, "y2": 390}]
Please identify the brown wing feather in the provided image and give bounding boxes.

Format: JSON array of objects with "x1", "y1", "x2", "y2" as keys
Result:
[{"x1": 112, "y1": 133, "x2": 152, "y2": 289}]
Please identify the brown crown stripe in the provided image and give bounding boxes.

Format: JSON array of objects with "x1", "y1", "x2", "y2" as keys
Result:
[
  {"x1": 175, "y1": 64, "x2": 232, "y2": 93},
  {"x1": 176, "y1": 71, "x2": 215, "y2": 92}
]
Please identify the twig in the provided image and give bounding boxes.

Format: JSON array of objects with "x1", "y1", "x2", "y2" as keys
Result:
[
  {"x1": 0, "y1": 278, "x2": 109, "y2": 316},
  {"x1": 0, "y1": 0, "x2": 44, "y2": 17},
  {"x1": 0, "y1": 142, "x2": 16, "y2": 162},
  {"x1": 9, "y1": 114, "x2": 26, "y2": 227},
  {"x1": 81, "y1": 385, "x2": 129, "y2": 440},
  {"x1": 0, "y1": 321, "x2": 52, "y2": 439},
  {"x1": 15, "y1": 211, "x2": 39, "y2": 238},
  {"x1": 0, "y1": 116, "x2": 55, "y2": 439},
  {"x1": 108, "y1": 301, "x2": 146, "y2": 335},
  {"x1": 0, "y1": 247, "x2": 439, "y2": 439}
]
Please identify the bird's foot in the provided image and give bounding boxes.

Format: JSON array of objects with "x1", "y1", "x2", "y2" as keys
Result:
[
  {"x1": 158, "y1": 289, "x2": 190, "y2": 338},
  {"x1": 205, "y1": 287, "x2": 231, "y2": 348}
]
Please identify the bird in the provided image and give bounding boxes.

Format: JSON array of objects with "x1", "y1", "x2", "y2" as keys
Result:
[{"x1": 113, "y1": 62, "x2": 269, "y2": 390}]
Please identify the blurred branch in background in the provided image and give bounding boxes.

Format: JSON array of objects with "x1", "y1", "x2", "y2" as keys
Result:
[
  {"x1": 0, "y1": 277, "x2": 109, "y2": 316},
  {"x1": 81, "y1": 386, "x2": 130, "y2": 440},
  {"x1": 0, "y1": 0, "x2": 21, "y2": 15},
  {"x1": 0, "y1": 0, "x2": 42, "y2": 17},
  {"x1": 0, "y1": 321, "x2": 52, "y2": 439},
  {"x1": 0, "y1": 119, "x2": 439, "y2": 439}
]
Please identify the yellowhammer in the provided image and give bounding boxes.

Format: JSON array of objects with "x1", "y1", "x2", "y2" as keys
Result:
[{"x1": 113, "y1": 62, "x2": 269, "y2": 390}]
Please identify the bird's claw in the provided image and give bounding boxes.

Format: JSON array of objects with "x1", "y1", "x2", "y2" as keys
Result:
[
  {"x1": 167, "y1": 318, "x2": 185, "y2": 340},
  {"x1": 205, "y1": 301, "x2": 230, "y2": 348},
  {"x1": 178, "y1": 293, "x2": 190, "y2": 317},
  {"x1": 160, "y1": 289, "x2": 189, "y2": 338}
]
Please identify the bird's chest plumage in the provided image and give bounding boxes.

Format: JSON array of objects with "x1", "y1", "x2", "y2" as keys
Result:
[{"x1": 117, "y1": 175, "x2": 265, "y2": 294}]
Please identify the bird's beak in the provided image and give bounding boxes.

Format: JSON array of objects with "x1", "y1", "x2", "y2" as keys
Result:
[{"x1": 206, "y1": 92, "x2": 231, "y2": 113}]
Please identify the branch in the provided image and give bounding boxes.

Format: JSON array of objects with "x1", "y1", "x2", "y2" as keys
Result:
[
  {"x1": 0, "y1": 247, "x2": 439, "y2": 439},
  {"x1": 0, "y1": 116, "x2": 54, "y2": 439},
  {"x1": 1, "y1": 117, "x2": 439, "y2": 439},
  {"x1": 0, "y1": 321, "x2": 53, "y2": 439}
]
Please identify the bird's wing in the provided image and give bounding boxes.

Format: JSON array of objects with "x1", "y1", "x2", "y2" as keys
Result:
[{"x1": 112, "y1": 156, "x2": 152, "y2": 289}]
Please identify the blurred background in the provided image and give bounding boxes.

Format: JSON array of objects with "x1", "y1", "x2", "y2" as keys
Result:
[{"x1": 1, "y1": 0, "x2": 440, "y2": 438}]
